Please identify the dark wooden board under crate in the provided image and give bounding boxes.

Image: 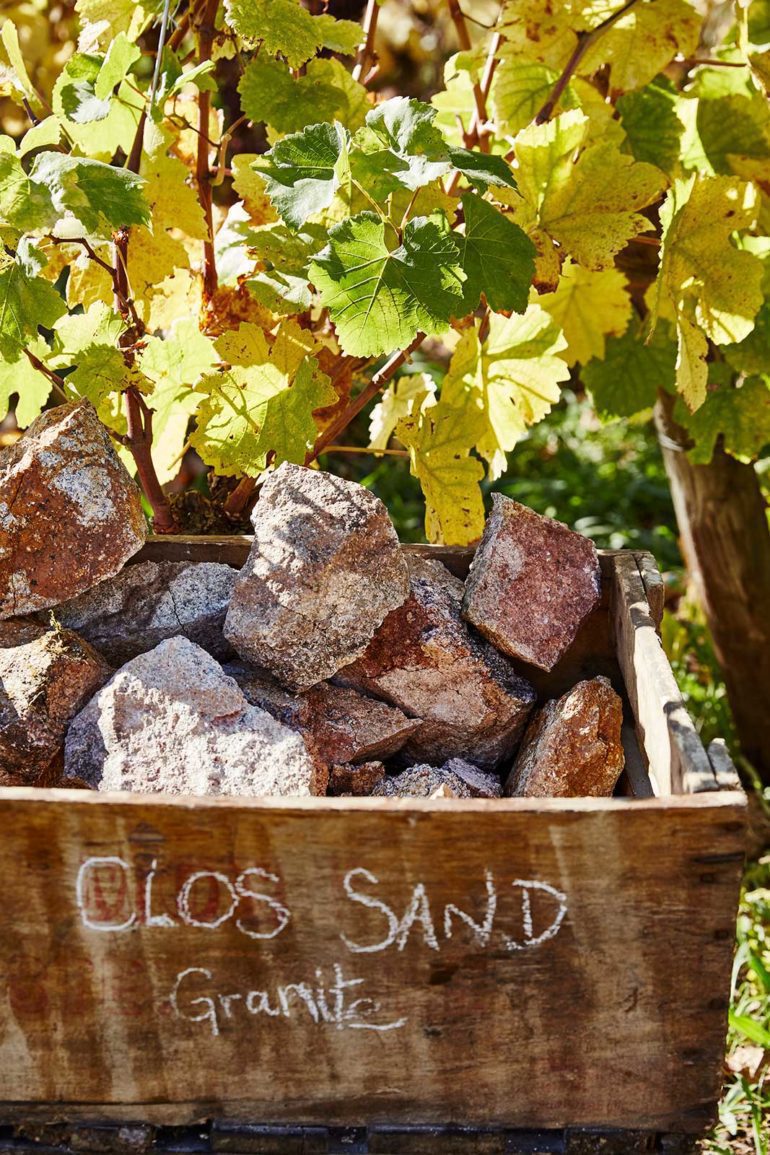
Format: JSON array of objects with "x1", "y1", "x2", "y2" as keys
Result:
[{"x1": 0, "y1": 544, "x2": 747, "y2": 1142}]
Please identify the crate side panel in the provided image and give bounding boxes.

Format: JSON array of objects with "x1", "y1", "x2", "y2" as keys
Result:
[{"x1": 0, "y1": 794, "x2": 744, "y2": 1132}]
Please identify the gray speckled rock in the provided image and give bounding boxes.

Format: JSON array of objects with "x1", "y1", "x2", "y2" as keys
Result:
[
  {"x1": 63, "y1": 637, "x2": 326, "y2": 797},
  {"x1": 337, "y1": 555, "x2": 536, "y2": 770},
  {"x1": 225, "y1": 661, "x2": 421, "y2": 768},
  {"x1": 371, "y1": 764, "x2": 473, "y2": 798},
  {"x1": 442, "y1": 758, "x2": 502, "y2": 799},
  {"x1": 462, "y1": 494, "x2": 601, "y2": 672},
  {"x1": 504, "y1": 676, "x2": 624, "y2": 798},
  {"x1": 224, "y1": 463, "x2": 409, "y2": 690},
  {"x1": 56, "y1": 561, "x2": 238, "y2": 665},
  {"x1": 0, "y1": 401, "x2": 146, "y2": 619},
  {"x1": 0, "y1": 619, "x2": 111, "y2": 783}
]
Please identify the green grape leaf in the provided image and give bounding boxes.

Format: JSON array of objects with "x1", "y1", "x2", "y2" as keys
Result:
[
  {"x1": 51, "y1": 301, "x2": 124, "y2": 358},
  {"x1": 52, "y1": 54, "x2": 143, "y2": 159},
  {"x1": 579, "y1": 0, "x2": 701, "y2": 93},
  {"x1": 253, "y1": 122, "x2": 349, "y2": 230},
  {"x1": 695, "y1": 93, "x2": 770, "y2": 175},
  {"x1": 0, "y1": 239, "x2": 66, "y2": 361},
  {"x1": 49, "y1": 301, "x2": 141, "y2": 433},
  {"x1": 310, "y1": 211, "x2": 466, "y2": 357},
  {"x1": 396, "y1": 398, "x2": 486, "y2": 546},
  {"x1": 225, "y1": 0, "x2": 361, "y2": 68},
  {"x1": 368, "y1": 372, "x2": 437, "y2": 451},
  {"x1": 513, "y1": 110, "x2": 667, "y2": 269},
  {"x1": 18, "y1": 117, "x2": 62, "y2": 158},
  {"x1": 447, "y1": 147, "x2": 517, "y2": 192},
  {"x1": 247, "y1": 222, "x2": 326, "y2": 315},
  {"x1": 617, "y1": 82, "x2": 685, "y2": 175},
  {"x1": 457, "y1": 192, "x2": 536, "y2": 314},
  {"x1": 675, "y1": 376, "x2": 770, "y2": 464},
  {"x1": 440, "y1": 305, "x2": 569, "y2": 480},
  {"x1": 29, "y1": 152, "x2": 150, "y2": 235},
  {"x1": 0, "y1": 337, "x2": 53, "y2": 427},
  {"x1": 722, "y1": 301, "x2": 770, "y2": 374},
  {"x1": 350, "y1": 98, "x2": 452, "y2": 198},
  {"x1": 492, "y1": 58, "x2": 572, "y2": 136},
  {"x1": 655, "y1": 174, "x2": 765, "y2": 407},
  {"x1": 581, "y1": 323, "x2": 677, "y2": 420},
  {"x1": 239, "y1": 56, "x2": 368, "y2": 134},
  {"x1": 190, "y1": 321, "x2": 338, "y2": 477},
  {"x1": 0, "y1": 151, "x2": 54, "y2": 232},
  {"x1": 538, "y1": 259, "x2": 631, "y2": 366},
  {"x1": 94, "y1": 32, "x2": 141, "y2": 99},
  {"x1": 0, "y1": 21, "x2": 43, "y2": 110}
]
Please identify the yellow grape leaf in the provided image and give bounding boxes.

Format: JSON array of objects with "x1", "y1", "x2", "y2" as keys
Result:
[
  {"x1": 145, "y1": 268, "x2": 203, "y2": 333},
  {"x1": 496, "y1": 0, "x2": 576, "y2": 70},
  {"x1": 431, "y1": 53, "x2": 481, "y2": 147},
  {"x1": 513, "y1": 109, "x2": 667, "y2": 269},
  {"x1": 232, "y1": 155, "x2": 278, "y2": 225},
  {"x1": 538, "y1": 259, "x2": 632, "y2": 365},
  {"x1": 579, "y1": 0, "x2": 702, "y2": 94},
  {"x1": 656, "y1": 174, "x2": 765, "y2": 408},
  {"x1": 368, "y1": 372, "x2": 437, "y2": 451},
  {"x1": 440, "y1": 304, "x2": 569, "y2": 480},
  {"x1": 190, "y1": 319, "x2": 338, "y2": 477},
  {"x1": 396, "y1": 399, "x2": 486, "y2": 546},
  {"x1": 0, "y1": 20, "x2": 42, "y2": 109},
  {"x1": 75, "y1": 0, "x2": 157, "y2": 51}
]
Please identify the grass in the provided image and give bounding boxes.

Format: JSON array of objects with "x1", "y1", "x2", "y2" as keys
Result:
[{"x1": 337, "y1": 387, "x2": 769, "y2": 1149}]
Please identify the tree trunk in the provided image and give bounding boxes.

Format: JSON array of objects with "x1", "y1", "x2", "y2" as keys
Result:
[{"x1": 655, "y1": 391, "x2": 770, "y2": 785}]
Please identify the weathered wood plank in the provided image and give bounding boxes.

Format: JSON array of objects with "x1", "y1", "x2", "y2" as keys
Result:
[{"x1": 0, "y1": 788, "x2": 745, "y2": 1132}]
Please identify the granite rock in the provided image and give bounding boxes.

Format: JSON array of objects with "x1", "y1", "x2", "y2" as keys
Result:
[
  {"x1": 0, "y1": 619, "x2": 111, "y2": 783},
  {"x1": 442, "y1": 758, "x2": 503, "y2": 799},
  {"x1": 56, "y1": 561, "x2": 238, "y2": 665},
  {"x1": 225, "y1": 661, "x2": 421, "y2": 768},
  {"x1": 337, "y1": 555, "x2": 536, "y2": 770},
  {"x1": 462, "y1": 494, "x2": 601, "y2": 672},
  {"x1": 0, "y1": 401, "x2": 146, "y2": 619},
  {"x1": 371, "y1": 764, "x2": 473, "y2": 798},
  {"x1": 328, "y1": 761, "x2": 386, "y2": 796},
  {"x1": 63, "y1": 637, "x2": 326, "y2": 797},
  {"x1": 504, "y1": 676, "x2": 624, "y2": 798},
  {"x1": 224, "y1": 463, "x2": 409, "y2": 690}
]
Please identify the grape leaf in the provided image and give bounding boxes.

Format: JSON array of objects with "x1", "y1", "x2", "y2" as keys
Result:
[
  {"x1": 239, "y1": 56, "x2": 368, "y2": 134},
  {"x1": 52, "y1": 53, "x2": 143, "y2": 158},
  {"x1": 655, "y1": 174, "x2": 765, "y2": 407},
  {"x1": 369, "y1": 372, "x2": 437, "y2": 451},
  {"x1": 225, "y1": 0, "x2": 361, "y2": 69},
  {"x1": 30, "y1": 152, "x2": 150, "y2": 235},
  {"x1": 447, "y1": 148, "x2": 517, "y2": 192},
  {"x1": 457, "y1": 192, "x2": 536, "y2": 314},
  {"x1": 538, "y1": 259, "x2": 631, "y2": 366},
  {"x1": 310, "y1": 211, "x2": 466, "y2": 357},
  {"x1": 695, "y1": 93, "x2": 770, "y2": 175},
  {"x1": 190, "y1": 320, "x2": 337, "y2": 476},
  {"x1": 396, "y1": 399, "x2": 486, "y2": 546},
  {"x1": 675, "y1": 376, "x2": 770, "y2": 464},
  {"x1": 350, "y1": 98, "x2": 452, "y2": 198},
  {"x1": 0, "y1": 239, "x2": 66, "y2": 360},
  {"x1": 0, "y1": 21, "x2": 43, "y2": 110},
  {"x1": 0, "y1": 337, "x2": 53, "y2": 426},
  {"x1": 440, "y1": 305, "x2": 569, "y2": 479},
  {"x1": 579, "y1": 0, "x2": 701, "y2": 93},
  {"x1": 496, "y1": 0, "x2": 577, "y2": 71},
  {"x1": 18, "y1": 117, "x2": 62, "y2": 157},
  {"x1": 232, "y1": 156, "x2": 278, "y2": 225},
  {"x1": 617, "y1": 82, "x2": 685, "y2": 175},
  {"x1": 432, "y1": 53, "x2": 482, "y2": 147},
  {"x1": 74, "y1": 0, "x2": 161, "y2": 51},
  {"x1": 513, "y1": 110, "x2": 666, "y2": 269},
  {"x1": 253, "y1": 122, "x2": 349, "y2": 230},
  {"x1": 722, "y1": 301, "x2": 770, "y2": 374},
  {"x1": 492, "y1": 58, "x2": 572, "y2": 135},
  {"x1": 247, "y1": 222, "x2": 326, "y2": 315},
  {"x1": 581, "y1": 323, "x2": 677, "y2": 420},
  {"x1": 0, "y1": 151, "x2": 54, "y2": 232},
  {"x1": 95, "y1": 32, "x2": 141, "y2": 99}
]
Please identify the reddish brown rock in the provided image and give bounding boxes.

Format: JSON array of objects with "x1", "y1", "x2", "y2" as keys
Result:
[
  {"x1": 56, "y1": 560, "x2": 238, "y2": 665},
  {"x1": 371, "y1": 764, "x2": 474, "y2": 798},
  {"x1": 0, "y1": 619, "x2": 111, "y2": 783},
  {"x1": 0, "y1": 401, "x2": 146, "y2": 619},
  {"x1": 328, "y1": 761, "x2": 386, "y2": 796},
  {"x1": 64, "y1": 638, "x2": 326, "y2": 797},
  {"x1": 504, "y1": 676, "x2": 624, "y2": 798},
  {"x1": 337, "y1": 555, "x2": 536, "y2": 770},
  {"x1": 462, "y1": 494, "x2": 601, "y2": 672},
  {"x1": 225, "y1": 662, "x2": 421, "y2": 768},
  {"x1": 224, "y1": 463, "x2": 409, "y2": 690}
]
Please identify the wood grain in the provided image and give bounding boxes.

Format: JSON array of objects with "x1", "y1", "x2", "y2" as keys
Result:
[{"x1": 0, "y1": 789, "x2": 745, "y2": 1132}]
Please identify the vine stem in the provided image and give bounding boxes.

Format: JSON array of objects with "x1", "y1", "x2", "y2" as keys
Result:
[
  {"x1": 447, "y1": 0, "x2": 490, "y2": 148},
  {"x1": 307, "y1": 333, "x2": 425, "y2": 464},
  {"x1": 445, "y1": 26, "x2": 500, "y2": 195},
  {"x1": 125, "y1": 387, "x2": 177, "y2": 534},
  {"x1": 223, "y1": 475, "x2": 258, "y2": 520},
  {"x1": 196, "y1": 0, "x2": 221, "y2": 301},
  {"x1": 353, "y1": 0, "x2": 379, "y2": 83},
  {"x1": 23, "y1": 349, "x2": 68, "y2": 404},
  {"x1": 534, "y1": 0, "x2": 639, "y2": 123}
]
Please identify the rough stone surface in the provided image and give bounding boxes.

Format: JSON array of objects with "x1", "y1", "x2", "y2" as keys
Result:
[
  {"x1": 442, "y1": 758, "x2": 503, "y2": 799},
  {"x1": 504, "y1": 676, "x2": 625, "y2": 798},
  {"x1": 225, "y1": 661, "x2": 421, "y2": 768},
  {"x1": 224, "y1": 463, "x2": 409, "y2": 690},
  {"x1": 0, "y1": 401, "x2": 146, "y2": 619},
  {"x1": 328, "y1": 761, "x2": 386, "y2": 796},
  {"x1": 337, "y1": 555, "x2": 536, "y2": 770},
  {"x1": 0, "y1": 619, "x2": 111, "y2": 783},
  {"x1": 462, "y1": 494, "x2": 601, "y2": 672},
  {"x1": 371, "y1": 764, "x2": 473, "y2": 798},
  {"x1": 63, "y1": 637, "x2": 326, "y2": 797},
  {"x1": 56, "y1": 561, "x2": 238, "y2": 665}
]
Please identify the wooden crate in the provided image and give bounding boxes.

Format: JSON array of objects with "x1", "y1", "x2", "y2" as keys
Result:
[{"x1": 0, "y1": 542, "x2": 746, "y2": 1147}]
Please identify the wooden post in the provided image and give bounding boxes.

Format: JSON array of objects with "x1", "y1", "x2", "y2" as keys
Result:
[{"x1": 655, "y1": 391, "x2": 770, "y2": 785}]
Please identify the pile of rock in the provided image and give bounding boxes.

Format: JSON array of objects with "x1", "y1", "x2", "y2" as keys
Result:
[{"x1": 0, "y1": 401, "x2": 625, "y2": 800}]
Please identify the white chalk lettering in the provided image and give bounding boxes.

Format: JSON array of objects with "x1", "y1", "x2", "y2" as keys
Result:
[
  {"x1": 340, "y1": 868, "x2": 399, "y2": 954},
  {"x1": 500, "y1": 880, "x2": 568, "y2": 951},
  {"x1": 235, "y1": 868, "x2": 291, "y2": 940},
  {"x1": 144, "y1": 859, "x2": 176, "y2": 928},
  {"x1": 76, "y1": 856, "x2": 136, "y2": 933},
  {"x1": 395, "y1": 883, "x2": 439, "y2": 952},
  {"x1": 177, "y1": 871, "x2": 238, "y2": 930},
  {"x1": 443, "y1": 870, "x2": 498, "y2": 948}
]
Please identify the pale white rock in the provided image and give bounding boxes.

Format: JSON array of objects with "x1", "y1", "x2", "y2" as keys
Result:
[
  {"x1": 63, "y1": 637, "x2": 326, "y2": 797},
  {"x1": 56, "y1": 561, "x2": 238, "y2": 664},
  {"x1": 224, "y1": 463, "x2": 409, "y2": 690}
]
